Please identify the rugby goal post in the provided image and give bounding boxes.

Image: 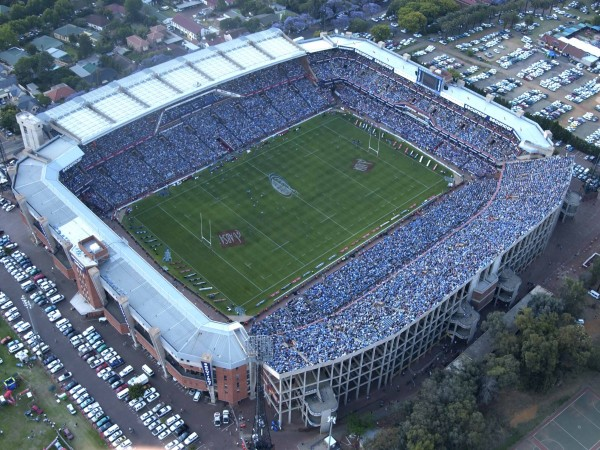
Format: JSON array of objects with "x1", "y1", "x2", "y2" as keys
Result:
[
  {"x1": 200, "y1": 213, "x2": 212, "y2": 247},
  {"x1": 368, "y1": 128, "x2": 382, "y2": 157}
]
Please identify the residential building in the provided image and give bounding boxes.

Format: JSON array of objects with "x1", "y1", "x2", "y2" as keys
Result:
[
  {"x1": 54, "y1": 24, "x2": 86, "y2": 43},
  {"x1": 126, "y1": 35, "x2": 149, "y2": 52},
  {"x1": 171, "y1": 14, "x2": 204, "y2": 41},
  {"x1": 44, "y1": 83, "x2": 76, "y2": 103}
]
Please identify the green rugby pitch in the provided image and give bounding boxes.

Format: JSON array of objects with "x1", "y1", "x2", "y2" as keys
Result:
[{"x1": 126, "y1": 113, "x2": 449, "y2": 315}]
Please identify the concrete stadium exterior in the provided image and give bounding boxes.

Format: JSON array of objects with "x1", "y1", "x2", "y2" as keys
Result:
[{"x1": 11, "y1": 29, "x2": 568, "y2": 428}]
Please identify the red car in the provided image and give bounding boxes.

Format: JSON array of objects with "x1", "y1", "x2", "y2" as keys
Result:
[
  {"x1": 31, "y1": 404, "x2": 44, "y2": 415},
  {"x1": 95, "y1": 362, "x2": 109, "y2": 372},
  {"x1": 0, "y1": 336, "x2": 12, "y2": 345},
  {"x1": 61, "y1": 427, "x2": 74, "y2": 440}
]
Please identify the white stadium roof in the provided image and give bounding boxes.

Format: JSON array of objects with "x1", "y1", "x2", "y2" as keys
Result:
[
  {"x1": 301, "y1": 35, "x2": 553, "y2": 152},
  {"x1": 38, "y1": 29, "x2": 304, "y2": 144},
  {"x1": 14, "y1": 138, "x2": 248, "y2": 369},
  {"x1": 15, "y1": 30, "x2": 556, "y2": 374}
]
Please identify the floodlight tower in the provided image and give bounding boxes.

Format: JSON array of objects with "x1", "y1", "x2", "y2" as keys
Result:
[{"x1": 248, "y1": 335, "x2": 274, "y2": 450}]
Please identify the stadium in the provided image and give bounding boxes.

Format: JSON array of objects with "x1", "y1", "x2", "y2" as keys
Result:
[{"x1": 11, "y1": 29, "x2": 573, "y2": 430}]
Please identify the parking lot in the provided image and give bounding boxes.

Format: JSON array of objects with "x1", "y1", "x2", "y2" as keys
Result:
[
  {"x1": 0, "y1": 200, "x2": 246, "y2": 449},
  {"x1": 404, "y1": 9, "x2": 600, "y2": 149}
]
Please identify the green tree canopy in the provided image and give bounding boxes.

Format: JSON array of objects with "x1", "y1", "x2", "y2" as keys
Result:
[
  {"x1": 125, "y1": 0, "x2": 143, "y2": 23},
  {"x1": 0, "y1": 104, "x2": 18, "y2": 133},
  {"x1": 349, "y1": 18, "x2": 370, "y2": 33},
  {"x1": 559, "y1": 278, "x2": 587, "y2": 318},
  {"x1": 0, "y1": 24, "x2": 17, "y2": 51},
  {"x1": 398, "y1": 11, "x2": 427, "y2": 33},
  {"x1": 77, "y1": 34, "x2": 94, "y2": 59},
  {"x1": 128, "y1": 383, "x2": 145, "y2": 400},
  {"x1": 370, "y1": 24, "x2": 391, "y2": 42}
]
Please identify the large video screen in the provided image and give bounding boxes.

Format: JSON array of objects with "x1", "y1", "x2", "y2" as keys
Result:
[{"x1": 417, "y1": 68, "x2": 442, "y2": 93}]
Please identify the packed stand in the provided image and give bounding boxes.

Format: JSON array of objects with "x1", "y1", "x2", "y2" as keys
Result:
[
  {"x1": 255, "y1": 157, "x2": 572, "y2": 372},
  {"x1": 309, "y1": 49, "x2": 517, "y2": 161},
  {"x1": 61, "y1": 62, "x2": 334, "y2": 213}
]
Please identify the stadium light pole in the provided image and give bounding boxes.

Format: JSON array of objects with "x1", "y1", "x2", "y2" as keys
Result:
[
  {"x1": 327, "y1": 414, "x2": 336, "y2": 448},
  {"x1": 20, "y1": 295, "x2": 37, "y2": 336}
]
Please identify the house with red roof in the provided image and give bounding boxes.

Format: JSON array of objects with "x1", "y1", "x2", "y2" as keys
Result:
[
  {"x1": 126, "y1": 35, "x2": 149, "y2": 52},
  {"x1": 171, "y1": 14, "x2": 205, "y2": 41},
  {"x1": 44, "y1": 83, "x2": 75, "y2": 103}
]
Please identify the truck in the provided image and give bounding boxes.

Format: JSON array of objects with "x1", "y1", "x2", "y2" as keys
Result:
[{"x1": 127, "y1": 373, "x2": 149, "y2": 387}]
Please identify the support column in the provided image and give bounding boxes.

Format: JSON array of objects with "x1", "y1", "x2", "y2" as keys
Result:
[
  {"x1": 201, "y1": 354, "x2": 216, "y2": 404},
  {"x1": 38, "y1": 217, "x2": 58, "y2": 252},
  {"x1": 116, "y1": 296, "x2": 139, "y2": 348},
  {"x1": 149, "y1": 327, "x2": 169, "y2": 379},
  {"x1": 15, "y1": 194, "x2": 40, "y2": 245},
  {"x1": 249, "y1": 360, "x2": 257, "y2": 400}
]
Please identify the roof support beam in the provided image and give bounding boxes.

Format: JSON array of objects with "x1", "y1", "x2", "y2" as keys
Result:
[
  {"x1": 185, "y1": 60, "x2": 214, "y2": 81},
  {"x1": 216, "y1": 50, "x2": 245, "y2": 70},
  {"x1": 248, "y1": 40, "x2": 275, "y2": 60}
]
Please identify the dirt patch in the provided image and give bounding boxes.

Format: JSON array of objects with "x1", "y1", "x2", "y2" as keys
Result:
[{"x1": 510, "y1": 404, "x2": 538, "y2": 427}]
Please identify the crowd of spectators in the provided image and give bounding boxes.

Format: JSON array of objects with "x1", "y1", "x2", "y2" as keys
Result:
[
  {"x1": 61, "y1": 62, "x2": 333, "y2": 213},
  {"x1": 309, "y1": 49, "x2": 517, "y2": 162},
  {"x1": 61, "y1": 50, "x2": 520, "y2": 213},
  {"x1": 54, "y1": 46, "x2": 572, "y2": 374},
  {"x1": 254, "y1": 157, "x2": 572, "y2": 373}
]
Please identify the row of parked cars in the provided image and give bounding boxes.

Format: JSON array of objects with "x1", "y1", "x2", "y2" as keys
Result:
[
  {"x1": 60, "y1": 325, "x2": 133, "y2": 449},
  {"x1": 0, "y1": 196, "x2": 15, "y2": 212}
]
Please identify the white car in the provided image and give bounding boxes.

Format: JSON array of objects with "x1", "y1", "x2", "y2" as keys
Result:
[
  {"x1": 16, "y1": 322, "x2": 31, "y2": 333},
  {"x1": 158, "y1": 429, "x2": 172, "y2": 440},
  {"x1": 0, "y1": 300, "x2": 13, "y2": 310},
  {"x1": 146, "y1": 392, "x2": 160, "y2": 403},
  {"x1": 133, "y1": 400, "x2": 146, "y2": 412},
  {"x1": 66, "y1": 403, "x2": 76, "y2": 415},
  {"x1": 47, "y1": 310, "x2": 61, "y2": 322},
  {"x1": 58, "y1": 371, "x2": 72, "y2": 382},
  {"x1": 7, "y1": 311, "x2": 21, "y2": 322},
  {"x1": 108, "y1": 430, "x2": 123, "y2": 443},
  {"x1": 50, "y1": 362, "x2": 64, "y2": 374}
]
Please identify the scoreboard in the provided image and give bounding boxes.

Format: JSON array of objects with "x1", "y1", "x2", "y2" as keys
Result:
[{"x1": 416, "y1": 67, "x2": 443, "y2": 93}]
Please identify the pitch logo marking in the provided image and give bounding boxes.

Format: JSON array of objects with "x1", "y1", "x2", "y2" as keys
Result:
[
  {"x1": 269, "y1": 173, "x2": 297, "y2": 197},
  {"x1": 352, "y1": 159, "x2": 374, "y2": 172}
]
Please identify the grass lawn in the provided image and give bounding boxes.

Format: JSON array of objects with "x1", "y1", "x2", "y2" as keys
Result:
[
  {"x1": 127, "y1": 112, "x2": 449, "y2": 315},
  {"x1": 0, "y1": 319, "x2": 105, "y2": 449}
]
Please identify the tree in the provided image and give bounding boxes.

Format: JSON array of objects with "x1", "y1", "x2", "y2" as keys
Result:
[
  {"x1": 53, "y1": 0, "x2": 74, "y2": 21},
  {"x1": 124, "y1": 0, "x2": 143, "y2": 23},
  {"x1": 521, "y1": 331, "x2": 559, "y2": 391},
  {"x1": 559, "y1": 278, "x2": 587, "y2": 318},
  {"x1": 347, "y1": 412, "x2": 375, "y2": 437},
  {"x1": 128, "y1": 383, "x2": 145, "y2": 400},
  {"x1": 0, "y1": 24, "x2": 18, "y2": 51},
  {"x1": 24, "y1": 43, "x2": 38, "y2": 55},
  {"x1": 403, "y1": 368, "x2": 486, "y2": 450},
  {"x1": 35, "y1": 93, "x2": 51, "y2": 108},
  {"x1": 398, "y1": 11, "x2": 427, "y2": 33},
  {"x1": 42, "y1": 8, "x2": 60, "y2": 28},
  {"x1": 528, "y1": 293, "x2": 564, "y2": 317},
  {"x1": 14, "y1": 56, "x2": 35, "y2": 85},
  {"x1": 245, "y1": 18, "x2": 262, "y2": 33},
  {"x1": 557, "y1": 324, "x2": 591, "y2": 372},
  {"x1": 349, "y1": 18, "x2": 370, "y2": 33},
  {"x1": 0, "y1": 105, "x2": 18, "y2": 133},
  {"x1": 77, "y1": 34, "x2": 94, "y2": 59},
  {"x1": 370, "y1": 24, "x2": 391, "y2": 42},
  {"x1": 364, "y1": 427, "x2": 405, "y2": 450}
]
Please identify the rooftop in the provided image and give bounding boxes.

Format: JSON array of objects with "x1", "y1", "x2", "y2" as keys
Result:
[
  {"x1": 301, "y1": 35, "x2": 553, "y2": 152},
  {"x1": 37, "y1": 29, "x2": 304, "y2": 144},
  {"x1": 13, "y1": 136, "x2": 249, "y2": 369}
]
